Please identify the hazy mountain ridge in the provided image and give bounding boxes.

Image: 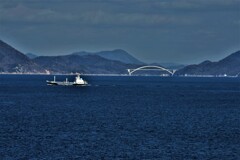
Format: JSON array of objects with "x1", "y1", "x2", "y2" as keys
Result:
[
  {"x1": 150, "y1": 62, "x2": 186, "y2": 70},
  {"x1": 33, "y1": 54, "x2": 140, "y2": 74},
  {"x1": 72, "y1": 49, "x2": 144, "y2": 65},
  {"x1": 26, "y1": 53, "x2": 38, "y2": 59},
  {"x1": 176, "y1": 50, "x2": 240, "y2": 76}
]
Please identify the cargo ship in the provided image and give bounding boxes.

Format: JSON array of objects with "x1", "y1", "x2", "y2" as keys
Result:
[{"x1": 47, "y1": 74, "x2": 88, "y2": 86}]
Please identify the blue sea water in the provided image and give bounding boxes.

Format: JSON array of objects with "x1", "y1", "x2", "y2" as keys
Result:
[{"x1": 0, "y1": 75, "x2": 240, "y2": 159}]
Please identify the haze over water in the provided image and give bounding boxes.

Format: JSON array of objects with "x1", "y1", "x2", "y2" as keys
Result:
[{"x1": 0, "y1": 75, "x2": 240, "y2": 159}]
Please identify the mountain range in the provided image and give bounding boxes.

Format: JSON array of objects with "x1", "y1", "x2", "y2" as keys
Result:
[
  {"x1": 0, "y1": 40, "x2": 140, "y2": 74},
  {"x1": 0, "y1": 39, "x2": 239, "y2": 75}
]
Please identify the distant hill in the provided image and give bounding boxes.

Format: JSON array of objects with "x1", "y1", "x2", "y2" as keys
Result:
[
  {"x1": 25, "y1": 53, "x2": 38, "y2": 59},
  {"x1": 150, "y1": 62, "x2": 186, "y2": 70},
  {"x1": 33, "y1": 54, "x2": 140, "y2": 74},
  {"x1": 0, "y1": 40, "x2": 44, "y2": 73},
  {"x1": 72, "y1": 49, "x2": 144, "y2": 65},
  {"x1": 175, "y1": 50, "x2": 240, "y2": 76}
]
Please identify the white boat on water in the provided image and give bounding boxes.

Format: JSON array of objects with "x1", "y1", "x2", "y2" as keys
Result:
[{"x1": 47, "y1": 74, "x2": 88, "y2": 86}]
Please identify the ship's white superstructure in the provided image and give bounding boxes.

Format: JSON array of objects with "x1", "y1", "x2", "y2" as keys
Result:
[
  {"x1": 47, "y1": 74, "x2": 88, "y2": 86},
  {"x1": 73, "y1": 74, "x2": 88, "y2": 85}
]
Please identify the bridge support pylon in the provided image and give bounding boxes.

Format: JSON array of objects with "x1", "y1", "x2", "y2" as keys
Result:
[{"x1": 127, "y1": 69, "x2": 132, "y2": 76}]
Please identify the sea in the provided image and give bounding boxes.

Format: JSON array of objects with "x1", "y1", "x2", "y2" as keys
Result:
[{"x1": 0, "y1": 75, "x2": 240, "y2": 159}]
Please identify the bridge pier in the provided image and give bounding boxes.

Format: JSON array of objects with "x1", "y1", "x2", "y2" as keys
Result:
[{"x1": 127, "y1": 69, "x2": 132, "y2": 76}]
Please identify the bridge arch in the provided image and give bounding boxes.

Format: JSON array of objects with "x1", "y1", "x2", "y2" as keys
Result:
[{"x1": 127, "y1": 65, "x2": 175, "y2": 75}]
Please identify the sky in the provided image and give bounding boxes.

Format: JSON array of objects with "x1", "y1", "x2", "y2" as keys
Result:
[{"x1": 0, "y1": 0, "x2": 239, "y2": 64}]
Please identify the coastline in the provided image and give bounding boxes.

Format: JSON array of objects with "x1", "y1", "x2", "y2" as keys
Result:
[{"x1": 0, "y1": 72, "x2": 239, "y2": 78}]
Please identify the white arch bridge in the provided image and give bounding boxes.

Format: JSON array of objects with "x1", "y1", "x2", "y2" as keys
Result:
[{"x1": 127, "y1": 65, "x2": 176, "y2": 76}]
